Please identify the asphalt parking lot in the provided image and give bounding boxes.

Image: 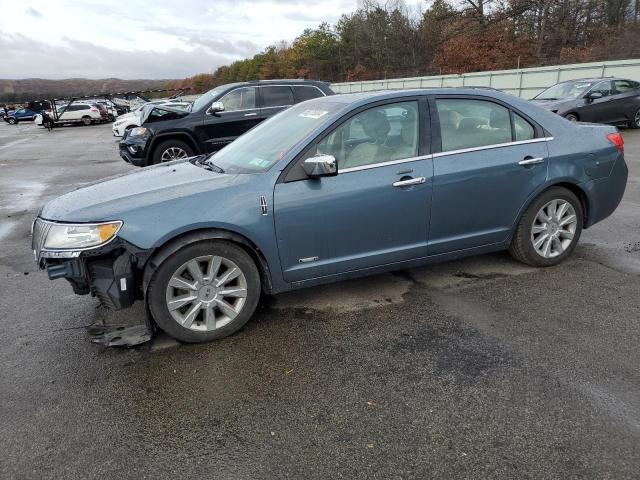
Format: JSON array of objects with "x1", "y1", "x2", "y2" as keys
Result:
[{"x1": 1, "y1": 120, "x2": 639, "y2": 479}]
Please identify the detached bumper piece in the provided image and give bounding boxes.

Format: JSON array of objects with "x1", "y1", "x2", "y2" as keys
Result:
[{"x1": 87, "y1": 252, "x2": 136, "y2": 310}]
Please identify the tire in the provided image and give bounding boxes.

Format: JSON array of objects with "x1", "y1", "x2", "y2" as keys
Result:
[
  {"x1": 509, "y1": 187, "x2": 583, "y2": 267},
  {"x1": 629, "y1": 107, "x2": 640, "y2": 129},
  {"x1": 564, "y1": 113, "x2": 579, "y2": 122},
  {"x1": 147, "y1": 240, "x2": 261, "y2": 343},
  {"x1": 152, "y1": 139, "x2": 194, "y2": 164},
  {"x1": 81, "y1": 116, "x2": 92, "y2": 126},
  {"x1": 108, "y1": 114, "x2": 115, "y2": 122},
  {"x1": 8, "y1": 117, "x2": 17, "y2": 125}
]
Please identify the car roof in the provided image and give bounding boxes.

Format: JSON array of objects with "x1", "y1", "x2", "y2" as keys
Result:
[
  {"x1": 555, "y1": 77, "x2": 629, "y2": 84},
  {"x1": 309, "y1": 87, "x2": 518, "y2": 105}
]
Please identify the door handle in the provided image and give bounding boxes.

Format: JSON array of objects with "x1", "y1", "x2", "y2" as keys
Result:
[
  {"x1": 244, "y1": 113, "x2": 257, "y2": 117},
  {"x1": 393, "y1": 177, "x2": 426, "y2": 187},
  {"x1": 518, "y1": 157, "x2": 545, "y2": 166}
]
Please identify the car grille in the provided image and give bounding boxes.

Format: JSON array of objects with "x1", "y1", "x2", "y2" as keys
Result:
[{"x1": 31, "y1": 218, "x2": 52, "y2": 266}]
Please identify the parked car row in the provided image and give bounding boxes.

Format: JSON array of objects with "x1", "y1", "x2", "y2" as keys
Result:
[{"x1": 33, "y1": 83, "x2": 628, "y2": 344}]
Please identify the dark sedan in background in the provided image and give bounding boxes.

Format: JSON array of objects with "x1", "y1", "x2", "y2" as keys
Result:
[{"x1": 532, "y1": 77, "x2": 640, "y2": 128}]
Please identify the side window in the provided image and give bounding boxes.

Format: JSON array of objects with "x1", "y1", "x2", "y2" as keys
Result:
[
  {"x1": 614, "y1": 80, "x2": 634, "y2": 93},
  {"x1": 220, "y1": 87, "x2": 256, "y2": 112},
  {"x1": 261, "y1": 86, "x2": 294, "y2": 108},
  {"x1": 590, "y1": 81, "x2": 612, "y2": 97},
  {"x1": 293, "y1": 86, "x2": 324, "y2": 102},
  {"x1": 436, "y1": 99, "x2": 511, "y2": 152},
  {"x1": 513, "y1": 113, "x2": 535, "y2": 141},
  {"x1": 306, "y1": 101, "x2": 419, "y2": 170}
]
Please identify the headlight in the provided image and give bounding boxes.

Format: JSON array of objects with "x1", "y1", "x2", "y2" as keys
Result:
[
  {"x1": 43, "y1": 221, "x2": 122, "y2": 250},
  {"x1": 130, "y1": 127, "x2": 148, "y2": 137}
]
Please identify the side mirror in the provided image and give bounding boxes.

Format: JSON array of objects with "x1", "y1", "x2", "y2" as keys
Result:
[
  {"x1": 207, "y1": 101, "x2": 225, "y2": 115},
  {"x1": 302, "y1": 154, "x2": 338, "y2": 178},
  {"x1": 586, "y1": 91, "x2": 603, "y2": 101}
]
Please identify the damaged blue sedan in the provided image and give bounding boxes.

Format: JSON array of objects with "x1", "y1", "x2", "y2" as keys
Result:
[{"x1": 32, "y1": 89, "x2": 628, "y2": 343}]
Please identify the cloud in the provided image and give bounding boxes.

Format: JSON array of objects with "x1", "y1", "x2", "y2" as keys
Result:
[
  {"x1": 25, "y1": 7, "x2": 42, "y2": 18},
  {"x1": 0, "y1": 34, "x2": 244, "y2": 79}
]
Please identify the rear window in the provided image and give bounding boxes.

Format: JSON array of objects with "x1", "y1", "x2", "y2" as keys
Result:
[
  {"x1": 261, "y1": 86, "x2": 294, "y2": 108},
  {"x1": 293, "y1": 86, "x2": 325, "y2": 102}
]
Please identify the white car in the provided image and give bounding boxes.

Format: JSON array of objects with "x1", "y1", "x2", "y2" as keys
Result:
[
  {"x1": 35, "y1": 104, "x2": 103, "y2": 126},
  {"x1": 111, "y1": 101, "x2": 191, "y2": 136}
]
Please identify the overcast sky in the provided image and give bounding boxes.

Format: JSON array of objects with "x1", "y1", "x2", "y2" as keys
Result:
[{"x1": 0, "y1": 0, "x2": 358, "y2": 79}]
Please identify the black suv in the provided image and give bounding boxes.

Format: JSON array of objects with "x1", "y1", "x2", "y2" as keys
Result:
[{"x1": 119, "y1": 79, "x2": 334, "y2": 166}]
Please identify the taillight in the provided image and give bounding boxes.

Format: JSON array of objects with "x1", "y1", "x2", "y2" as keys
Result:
[
  {"x1": 607, "y1": 132, "x2": 624, "y2": 153},
  {"x1": 90, "y1": 107, "x2": 98, "y2": 112}
]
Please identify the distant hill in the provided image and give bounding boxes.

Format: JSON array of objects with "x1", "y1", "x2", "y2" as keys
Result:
[{"x1": 0, "y1": 78, "x2": 175, "y2": 102}]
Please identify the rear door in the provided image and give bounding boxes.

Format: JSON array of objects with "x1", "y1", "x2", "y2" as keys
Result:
[
  {"x1": 611, "y1": 79, "x2": 640, "y2": 124},
  {"x1": 259, "y1": 85, "x2": 295, "y2": 119},
  {"x1": 201, "y1": 86, "x2": 261, "y2": 152},
  {"x1": 428, "y1": 96, "x2": 549, "y2": 255},
  {"x1": 274, "y1": 98, "x2": 433, "y2": 282}
]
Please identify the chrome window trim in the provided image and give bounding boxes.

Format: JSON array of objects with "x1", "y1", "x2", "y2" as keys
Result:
[
  {"x1": 432, "y1": 137, "x2": 554, "y2": 158},
  {"x1": 337, "y1": 137, "x2": 553, "y2": 174},
  {"x1": 340, "y1": 154, "x2": 432, "y2": 173}
]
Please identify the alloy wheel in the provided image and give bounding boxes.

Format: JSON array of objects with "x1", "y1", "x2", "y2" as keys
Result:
[
  {"x1": 161, "y1": 146, "x2": 189, "y2": 162},
  {"x1": 531, "y1": 199, "x2": 578, "y2": 258},
  {"x1": 635, "y1": 109, "x2": 640, "y2": 127},
  {"x1": 165, "y1": 255, "x2": 248, "y2": 331}
]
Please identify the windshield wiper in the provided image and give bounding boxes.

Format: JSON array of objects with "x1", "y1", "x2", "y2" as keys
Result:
[{"x1": 190, "y1": 155, "x2": 225, "y2": 173}]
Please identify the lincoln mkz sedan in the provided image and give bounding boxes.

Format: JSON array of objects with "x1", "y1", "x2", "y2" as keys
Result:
[{"x1": 32, "y1": 89, "x2": 628, "y2": 343}]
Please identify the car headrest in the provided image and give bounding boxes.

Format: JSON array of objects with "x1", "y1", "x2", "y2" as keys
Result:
[{"x1": 362, "y1": 110, "x2": 391, "y2": 142}]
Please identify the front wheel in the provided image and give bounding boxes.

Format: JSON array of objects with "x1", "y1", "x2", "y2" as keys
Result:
[
  {"x1": 564, "y1": 113, "x2": 579, "y2": 122},
  {"x1": 152, "y1": 139, "x2": 194, "y2": 164},
  {"x1": 147, "y1": 240, "x2": 261, "y2": 343},
  {"x1": 509, "y1": 187, "x2": 583, "y2": 267},
  {"x1": 7, "y1": 117, "x2": 17, "y2": 125}
]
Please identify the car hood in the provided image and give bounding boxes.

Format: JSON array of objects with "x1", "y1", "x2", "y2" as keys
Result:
[{"x1": 40, "y1": 159, "x2": 242, "y2": 222}]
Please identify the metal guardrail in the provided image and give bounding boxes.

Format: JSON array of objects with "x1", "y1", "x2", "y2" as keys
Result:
[{"x1": 330, "y1": 59, "x2": 640, "y2": 99}]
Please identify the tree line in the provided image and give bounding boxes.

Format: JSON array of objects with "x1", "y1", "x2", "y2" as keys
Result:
[{"x1": 169, "y1": 0, "x2": 640, "y2": 93}]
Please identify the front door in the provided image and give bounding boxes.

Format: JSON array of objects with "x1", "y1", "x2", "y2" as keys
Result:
[
  {"x1": 274, "y1": 99, "x2": 433, "y2": 283},
  {"x1": 428, "y1": 97, "x2": 549, "y2": 255},
  {"x1": 201, "y1": 86, "x2": 262, "y2": 152},
  {"x1": 580, "y1": 80, "x2": 616, "y2": 123}
]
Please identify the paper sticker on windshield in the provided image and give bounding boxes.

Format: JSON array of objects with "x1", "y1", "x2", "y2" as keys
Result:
[
  {"x1": 248, "y1": 158, "x2": 270, "y2": 168},
  {"x1": 299, "y1": 110, "x2": 328, "y2": 119}
]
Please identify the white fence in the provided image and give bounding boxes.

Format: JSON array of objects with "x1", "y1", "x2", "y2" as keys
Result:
[{"x1": 330, "y1": 59, "x2": 640, "y2": 99}]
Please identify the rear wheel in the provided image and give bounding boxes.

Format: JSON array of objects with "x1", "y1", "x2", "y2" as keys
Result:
[
  {"x1": 81, "y1": 116, "x2": 92, "y2": 126},
  {"x1": 629, "y1": 108, "x2": 640, "y2": 129},
  {"x1": 148, "y1": 240, "x2": 261, "y2": 343},
  {"x1": 152, "y1": 139, "x2": 194, "y2": 164},
  {"x1": 564, "y1": 113, "x2": 579, "y2": 122},
  {"x1": 509, "y1": 187, "x2": 583, "y2": 267}
]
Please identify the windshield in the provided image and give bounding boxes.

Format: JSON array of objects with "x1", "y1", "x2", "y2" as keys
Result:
[
  {"x1": 192, "y1": 86, "x2": 227, "y2": 112},
  {"x1": 206, "y1": 101, "x2": 344, "y2": 174},
  {"x1": 535, "y1": 81, "x2": 594, "y2": 100}
]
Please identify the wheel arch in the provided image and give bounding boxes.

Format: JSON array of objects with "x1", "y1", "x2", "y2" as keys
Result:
[
  {"x1": 148, "y1": 132, "x2": 200, "y2": 163},
  {"x1": 511, "y1": 180, "x2": 590, "y2": 240},
  {"x1": 142, "y1": 227, "x2": 273, "y2": 298}
]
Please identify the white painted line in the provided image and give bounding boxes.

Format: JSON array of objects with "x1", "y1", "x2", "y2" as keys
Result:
[{"x1": 0, "y1": 137, "x2": 31, "y2": 150}]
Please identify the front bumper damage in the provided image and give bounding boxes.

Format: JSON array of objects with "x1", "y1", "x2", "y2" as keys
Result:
[{"x1": 33, "y1": 219, "x2": 155, "y2": 345}]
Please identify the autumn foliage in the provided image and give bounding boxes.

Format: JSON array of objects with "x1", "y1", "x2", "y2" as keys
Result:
[{"x1": 169, "y1": 0, "x2": 640, "y2": 93}]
